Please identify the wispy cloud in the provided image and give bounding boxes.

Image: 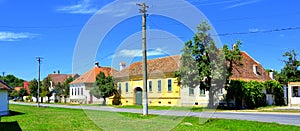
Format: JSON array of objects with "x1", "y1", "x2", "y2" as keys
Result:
[
  {"x1": 225, "y1": 0, "x2": 259, "y2": 9},
  {"x1": 56, "y1": 0, "x2": 99, "y2": 14},
  {"x1": 110, "y1": 48, "x2": 166, "y2": 58},
  {"x1": 0, "y1": 32, "x2": 37, "y2": 41},
  {"x1": 249, "y1": 28, "x2": 260, "y2": 33}
]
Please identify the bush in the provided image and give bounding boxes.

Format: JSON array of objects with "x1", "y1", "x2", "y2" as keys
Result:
[{"x1": 112, "y1": 91, "x2": 122, "y2": 105}]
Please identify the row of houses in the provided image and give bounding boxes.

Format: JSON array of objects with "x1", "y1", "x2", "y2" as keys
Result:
[{"x1": 68, "y1": 51, "x2": 300, "y2": 107}]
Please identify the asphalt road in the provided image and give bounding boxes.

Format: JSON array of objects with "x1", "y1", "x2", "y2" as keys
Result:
[{"x1": 10, "y1": 102, "x2": 300, "y2": 126}]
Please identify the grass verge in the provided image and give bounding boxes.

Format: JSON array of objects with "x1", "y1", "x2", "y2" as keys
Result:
[{"x1": 1, "y1": 104, "x2": 299, "y2": 131}]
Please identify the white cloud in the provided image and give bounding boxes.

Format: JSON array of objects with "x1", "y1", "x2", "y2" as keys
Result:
[
  {"x1": 225, "y1": 0, "x2": 259, "y2": 9},
  {"x1": 56, "y1": 0, "x2": 99, "y2": 14},
  {"x1": 0, "y1": 32, "x2": 37, "y2": 41},
  {"x1": 249, "y1": 28, "x2": 259, "y2": 32},
  {"x1": 112, "y1": 48, "x2": 166, "y2": 58}
]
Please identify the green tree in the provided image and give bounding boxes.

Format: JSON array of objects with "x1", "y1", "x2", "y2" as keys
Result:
[
  {"x1": 4, "y1": 74, "x2": 24, "y2": 88},
  {"x1": 278, "y1": 49, "x2": 300, "y2": 83},
  {"x1": 264, "y1": 80, "x2": 285, "y2": 106},
  {"x1": 10, "y1": 90, "x2": 19, "y2": 99},
  {"x1": 62, "y1": 77, "x2": 73, "y2": 103},
  {"x1": 42, "y1": 76, "x2": 52, "y2": 103},
  {"x1": 91, "y1": 71, "x2": 115, "y2": 105},
  {"x1": 19, "y1": 87, "x2": 28, "y2": 101},
  {"x1": 54, "y1": 82, "x2": 63, "y2": 102},
  {"x1": 178, "y1": 21, "x2": 242, "y2": 108},
  {"x1": 29, "y1": 79, "x2": 39, "y2": 103}
]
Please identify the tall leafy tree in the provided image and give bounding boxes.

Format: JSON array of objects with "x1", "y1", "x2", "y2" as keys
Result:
[
  {"x1": 19, "y1": 87, "x2": 28, "y2": 101},
  {"x1": 29, "y1": 79, "x2": 39, "y2": 103},
  {"x1": 62, "y1": 76, "x2": 73, "y2": 103},
  {"x1": 178, "y1": 21, "x2": 227, "y2": 108},
  {"x1": 42, "y1": 76, "x2": 52, "y2": 103},
  {"x1": 54, "y1": 82, "x2": 63, "y2": 102},
  {"x1": 278, "y1": 49, "x2": 300, "y2": 83},
  {"x1": 91, "y1": 71, "x2": 115, "y2": 105},
  {"x1": 4, "y1": 74, "x2": 24, "y2": 88}
]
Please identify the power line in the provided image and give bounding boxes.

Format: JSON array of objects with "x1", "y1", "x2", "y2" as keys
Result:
[{"x1": 215, "y1": 26, "x2": 300, "y2": 36}]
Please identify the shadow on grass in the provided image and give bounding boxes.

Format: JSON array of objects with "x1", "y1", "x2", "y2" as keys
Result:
[
  {"x1": 0, "y1": 121, "x2": 22, "y2": 131},
  {"x1": 8, "y1": 110, "x2": 25, "y2": 116}
]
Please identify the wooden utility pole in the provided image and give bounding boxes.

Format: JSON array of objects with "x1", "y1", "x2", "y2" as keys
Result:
[
  {"x1": 137, "y1": 2, "x2": 148, "y2": 115},
  {"x1": 37, "y1": 57, "x2": 43, "y2": 107}
]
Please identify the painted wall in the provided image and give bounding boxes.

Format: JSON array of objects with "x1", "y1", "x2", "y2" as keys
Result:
[
  {"x1": 70, "y1": 83, "x2": 106, "y2": 104},
  {"x1": 0, "y1": 90, "x2": 9, "y2": 116},
  {"x1": 114, "y1": 77, "x2": 181, "y2": 106}
]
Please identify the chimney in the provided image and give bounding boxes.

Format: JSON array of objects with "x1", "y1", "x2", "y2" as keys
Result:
[
  {"x1": 269, "y1": 70, "x2": 274, "y2": 80},
  {"x1": 95, "y1": 62, "x2": 100, "y2": 68},
  {"x1": 120, "y1": 62, "x2": 126, "y2": 71},
  {"x1": 58, "y1": 70, "x2": 60, "y2": 74},
  {"x1": 53, "y1": 71, "x2": 56, "y2": 74}
]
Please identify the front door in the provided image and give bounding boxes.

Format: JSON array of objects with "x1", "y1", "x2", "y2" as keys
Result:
[{"x1": 135, "y1": 88, "x2": 142, "y2": 105}]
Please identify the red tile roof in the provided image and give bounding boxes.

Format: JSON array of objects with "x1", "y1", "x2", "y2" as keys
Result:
[
  {"x1": 70, "y1": 66, "x2": 118, "y2": 84},
  {"x1": 230, "y1": 52, "x2": 271, "y2": 82},
  {"x1": 113, "y1": 52, "x2": 271, "y2": 82},
  {"x1": 0, "y1": 81, "x2": 12, "y2": 90},
  {"x1": 48, "y1": 74, "x2": 79, "y2": 84},
  {"x1": 113, "y1": 55, "x2": 181, "y2": 78}
]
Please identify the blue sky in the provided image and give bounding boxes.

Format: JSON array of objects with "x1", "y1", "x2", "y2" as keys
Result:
[{"x1": 0, "y1": 0, "x2": 299, "y2": 81}]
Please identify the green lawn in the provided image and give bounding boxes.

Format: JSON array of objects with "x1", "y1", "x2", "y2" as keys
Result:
[
  {"x1": 1, "y1": 104, "x2": 300, "y2": 131},
  {"x1": 113, "y1": 105, "x2": 204, "y2": 112}
]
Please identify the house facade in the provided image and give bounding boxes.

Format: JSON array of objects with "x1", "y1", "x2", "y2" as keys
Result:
[
  {"x1": 47, "y1": 72, "x2": 80, "y2": 102},
  {"x1": 287, "y1": 82, "x2": 300, "y2": 106},
  {"x1": 112, "y1": 52, "x2": 272, "y2": 107},
  {"x1": 0, "y1": 81, "x2": 12, "y2": 116},
  {"x1": 69, "y1": 63, "x2": 117, "y2": 104},
  {"x1": 112, "y1": 56, "x2": 181, "y2": 106},
  {"x1": 180, "y1": 51, "x2": 272, "y2": 107}
]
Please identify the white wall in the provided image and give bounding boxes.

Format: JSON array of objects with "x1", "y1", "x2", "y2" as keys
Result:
[{"x1": 0, "y1": 90, "x2": 9, "y2": 116}]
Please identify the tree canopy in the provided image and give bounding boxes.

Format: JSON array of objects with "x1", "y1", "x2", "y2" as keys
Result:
[
  {"x1": 90, "y1": 71, "x2": 115, "y2": 105},
  {"x1": 278, "y1": 49, "x2": 300, "y2": 83},
  {"x1": 177, "y1": 21, "x2": 242, "y2": 108},
  {"x1": 4, "y1": 74, "x2": 24, "y2": 88}
]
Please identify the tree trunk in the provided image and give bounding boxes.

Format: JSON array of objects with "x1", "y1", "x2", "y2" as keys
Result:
[
  {"x1": 64, "y1": 96, "x2": 67, "y2": 103},
  {"x1": 102, "y1": 97, "x2": 106, "y2": 106}
]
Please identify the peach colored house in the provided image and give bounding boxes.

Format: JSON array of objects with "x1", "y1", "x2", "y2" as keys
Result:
[{"x1": 69, "y1": 63, "x2": 117, "y2": 104}]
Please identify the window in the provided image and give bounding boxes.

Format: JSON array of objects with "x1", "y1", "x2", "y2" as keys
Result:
[
  {"x1": 168, "y1": 79, "x2": 172, "y2": 92},
  {"x1": 118, "y1": 83, "x2": 122, "y2": 94},
  {"x1": 125, "y1": 83, "x2": 128, "y2": 92},
  {"x1": 157, "y1": 80, "x2": 161, "y2": 92},
  {"x1": 81, "y1": 88, "x2": 83, "y2": 95},
  {"x1": 78, "y1": 88, "x2": 80, "y2": 95},
  {"x1": 75, "y1": 88, "x2": 77, "y2": 96},
  {"x1": 72, "y1": 88, "x2": 73, "y2": 95},
  {"x1": 189, "y1": 87, "x2": 194, "y2": 95},
  {"x1": 149, "y1": 81, "x2": 152, "y2": 92}
]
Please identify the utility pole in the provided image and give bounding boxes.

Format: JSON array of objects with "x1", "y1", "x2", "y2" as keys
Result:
[
  {"x1": 137, "y1": 2, "x2": 149, "y2": 115},
  {"x1": 1, "y1": 72, "x2": 5, "y2": 82},
  {"x1": 37, "y1": 57, "x2": 43, "y2": 107}
]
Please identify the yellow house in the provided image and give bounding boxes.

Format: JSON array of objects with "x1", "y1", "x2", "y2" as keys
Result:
[{"x1": 111, "y1": 56, "x2": 181, "y2": 106}]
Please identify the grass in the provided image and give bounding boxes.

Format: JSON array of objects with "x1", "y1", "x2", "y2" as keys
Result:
[
  {"x1": 113, "y1": 105, "x2": 204, "y2": 112},
  {"x1": 1, "y1": 104, "x2": 300, "y2": 131}
]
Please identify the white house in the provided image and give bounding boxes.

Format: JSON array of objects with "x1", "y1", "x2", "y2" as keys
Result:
[
  {"x1": 0, "y1": 81, "x2": 12, "y2": 116},
  {"x1": 69, "y1": 63, "x2": 117, "y2": 104},
  {"x1": 287, "y1": 82, "x2": 300, "y2": 107}
]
